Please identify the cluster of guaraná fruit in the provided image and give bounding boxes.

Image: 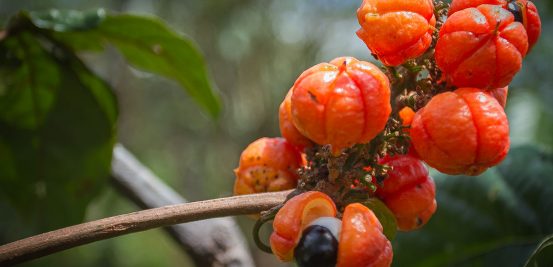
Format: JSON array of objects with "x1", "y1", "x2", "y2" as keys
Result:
[{"x1": 233, "y1": 0, "x2": 541, "y2": 266}]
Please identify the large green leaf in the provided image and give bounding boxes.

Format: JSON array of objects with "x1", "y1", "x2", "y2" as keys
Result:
[
  {"x1": 0, "y1": 32, "x2": 60, "y2": 129},
  {"x1": 393, "y1": 145, "x2": 553, "y2": 267},
  {"x1": 46, "y1": 11, "x2": 221, "y2": 118},
  {"x1": 0, "y1": 30, "x2": 116, "y2": 231}
]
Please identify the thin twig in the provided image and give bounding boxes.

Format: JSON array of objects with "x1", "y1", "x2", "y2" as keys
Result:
[{"x1": 0, "y1": 190, "x2": 291, "y2": 266}]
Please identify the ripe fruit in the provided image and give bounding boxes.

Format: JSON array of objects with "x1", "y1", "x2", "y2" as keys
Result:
[
  {"x1": 294, "y1": 217, "x2": 341, "y2": 267},
  {"x1": 270, "y1": 191, "x2": 337, "y2": 261},
  {"x1": 279, "y1": 88, "x2": 314, "y2": 150},
  {"x1": 233, "y1": 137, "x2": 302, "y2": 196},
  {"x1": 398, "y1": 107, "x2": 420, "y2": 157},
  {"x1": 356, "y1": 0, "x2": 436, "y2": 66},
  {"x1": 448, "y1": 0, "x2": 541, "y2": 51},
  {"x1": 376, "y1": 155, "x2": 437, "y2": 231},
  {"x1": 399, "y1": 107, "x2": 416, "y2": 127},
  {"x1": 435, "y1": 4, "x2": 528, "y2": 89},
  {"x1": 290, "y1": 57, "x2": 391, "y2": 154},
  {"x1": 337, "y1": 203, "x2": 393, "y2": 267},
  {"x1": 410, "y1": 88, "x2": 510, "y2": 176}
]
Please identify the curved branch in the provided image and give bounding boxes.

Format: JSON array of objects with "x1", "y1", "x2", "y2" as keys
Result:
[{"x1": 0, "y1": 190, "x2": 291, "y2": 266}]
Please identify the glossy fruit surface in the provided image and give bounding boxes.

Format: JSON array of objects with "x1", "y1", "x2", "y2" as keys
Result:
[
  {"x1": 356, "y1": 0, "x2": 435, "y2": 66},
  {"x1": 337, "y1": 203, "x2": 393, "y2": 267},
  {"x1": 410, "y1": 88, "x2": 510, "y2": 175},
  {"x1": 291, "y1": 57, "x2": 391, "y2": 154},
  {"x1": 233, "y1": 137, "x2": 302, "y2": 195},
  {"x1": 435, "y1": 4, "x2": 528, "y2": 89},
  {"x1": 279, "y1": 88, "x2": 313, "y2": 150},
  {"x1": 294, "y1": 225, "x2": 338, "y2": 267},
  {"x1": 448, "y1": 0, "x2": 541, "y2": 51},
  {"x1": 270, "y1": 191, "x2": 337, "y2": 261},
  {"x1": 377, "y1": 155, "x2": 437, "y2": 231}
]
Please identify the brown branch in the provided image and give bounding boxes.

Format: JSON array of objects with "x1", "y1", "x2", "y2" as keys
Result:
[
  {"x1": 0, "y1": 190, "x2": 291, "y2": 266},
  {"x1": 111, "y1": 144, "x2": 255, "y2": 266}
]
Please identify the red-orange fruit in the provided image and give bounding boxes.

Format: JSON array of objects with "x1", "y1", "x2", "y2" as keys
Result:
[
  {"x1": 337, "y1": 203, "x2": 393, "y2": 267},
  {"x1": 488, "y1": 86, "x2": 509, "y2": 108},
  {"x1": 410, "y1": 88, "x2": 510, "y2": 176},
  {"x1": 279, "y1": 88, "x2": 314, "y2": 150},
  {"x1": 270, "y1": 191, "x2": 337, "y2": 261},
  {"x1": 448, "y1": 0, "x2": 541, "y2": 51},
  {"x1": 399, "y1": 106, "x2": 416, "y2": 127},
  {"x1": 233, "y1": 137, "x2": 302, "y2": 196},
  {"x1": 290, "y1": 57, "x2": 391, "y2": 155},
  {"x1": 356, "y1": 0, "x2": 436, "y2": 66},
  {"x1": 435, "y1": 4, "x2": 528, "y2": 89},
  {"x1": 398, "y1": 106, "x2": 420, "y2": 158},
  {"x1": 376, "y1": 155, "x2": 437, "y2": 231}
]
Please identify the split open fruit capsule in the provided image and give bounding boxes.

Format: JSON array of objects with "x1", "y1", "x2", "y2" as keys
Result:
[
  {"x1": 337, "y1": 203, "x2": 393, "y2": 267},
  {"x1": 270, "y1": 191, "x2": 393, "y2": 267},
  {"x1": 270, "y1": 191, "x2": 337, "y2": 261},
  {"x1": 233, "y1": 137, "x2": 303, "y2": 196}
]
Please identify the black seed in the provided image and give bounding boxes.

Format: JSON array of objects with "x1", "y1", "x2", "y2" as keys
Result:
[
  {"x1": 294, "y1": 225, "x2": 338, "y2": 267},
  {"x1": 507, "y1": 1, "x2": 524, "y2": 24}
]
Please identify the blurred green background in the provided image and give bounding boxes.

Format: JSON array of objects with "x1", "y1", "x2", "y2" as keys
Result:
[{"x1": 1, "y1": 0, "x2": 552, "y2": 266}]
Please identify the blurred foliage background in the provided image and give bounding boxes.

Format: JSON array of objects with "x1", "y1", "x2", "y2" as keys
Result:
[{"x1": 0, "y1": 0, "x2": 552, "y2": 266}]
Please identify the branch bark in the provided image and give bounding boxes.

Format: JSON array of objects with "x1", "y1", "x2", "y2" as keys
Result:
[
  {"x1": 0, "y1": 188, "x2": 290, "y2": 266},
  {"x1": 110, "y1": 144, "x2": 255, "y2": 267}
]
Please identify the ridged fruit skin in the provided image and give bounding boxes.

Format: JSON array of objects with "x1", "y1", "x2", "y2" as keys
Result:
[
  {"x1": 435, "y1": 4, "x2": 528, "y2": 89},
  {"x1": 448, "y1": 0, "x2": 541, "y2": 51},
  {"x1": 356, "y1": 0, "x2": 436, "y2": 66},
  {"x1": 290, "y1": 56, "x2": 391, "y2": 155},
  {"x1": 270, "y1": 191, "x2": 337, "y2": 262},
  {"x1": 376, "y1": 155, "x2": 437, "y2": 231},
  {"x1": 337, "y1": 203, "x2": 393, "y2": 267},
  {"x1": 279, "y1": 88, "x2": 314, "y2": 150},
  {"x1": 410, "y1": 88, "x2": 510, "y2": 176},
  {"x1": 233, "y1": 137, "x2": 302, "y2": 196}
]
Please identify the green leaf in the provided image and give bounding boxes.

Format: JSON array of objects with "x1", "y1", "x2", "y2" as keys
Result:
[
  {"x1": 51, "y1": 12, "x2": 221, "y2": 118},
  {"x1": 524, "y1": 234, "x2": 553, "y2": 267},
  {"x1": 393, "y1": 145, "x2": 553, "y2": 267},
  {"x1": 0, "y1": 32, "x2": 60, "y2": 129},
  {"x1": 362, "y1": 198, "x2": 398, "y2": 241},
  {"x1": 0, "y1": 31, "x2": 117, "y2": 231}
]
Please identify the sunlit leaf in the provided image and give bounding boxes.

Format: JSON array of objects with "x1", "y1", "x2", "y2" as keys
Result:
[
  {"x1": 393, "y1": 145, "x2": 553, "y2": 267},
  {"x1": 50, "y1": 12, "x2": 221, "y2": 118},
  {"x1": 29, "y1": 9, "x2": 106, "y2": 32}
]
